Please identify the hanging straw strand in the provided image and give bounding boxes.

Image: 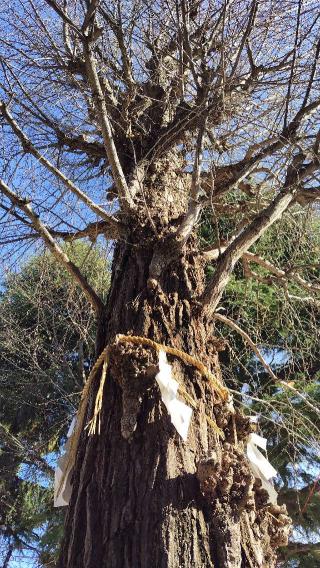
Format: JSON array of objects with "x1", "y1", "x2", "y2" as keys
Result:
[
  {"x1": 57, "y1": 344, "x2": 109, "y2": 496},
  {"x1": 86, "y1": 349, "x2": 110, "y2": 435}
]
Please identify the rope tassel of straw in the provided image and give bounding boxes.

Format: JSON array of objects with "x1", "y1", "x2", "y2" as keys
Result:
[
  {"x1": 56, "y1": 345, "x2": 109, "y2": 497},
  {"x1": 86, "y1": 349, "x2": 109, "y2": 435}
]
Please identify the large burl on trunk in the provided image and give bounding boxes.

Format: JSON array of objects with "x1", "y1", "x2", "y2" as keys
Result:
[{"x1": 58, "y1": 204, "x2": 290, "y2": 567}]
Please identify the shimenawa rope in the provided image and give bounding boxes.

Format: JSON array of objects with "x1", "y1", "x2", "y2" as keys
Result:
[{"x1": 57, "y1": 334, "x2": 229, "y2": 497}]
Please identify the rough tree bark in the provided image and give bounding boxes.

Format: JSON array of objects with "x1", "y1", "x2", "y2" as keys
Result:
[{"x1": 58, "y1": 162, "x2": 290, "y2": 568}]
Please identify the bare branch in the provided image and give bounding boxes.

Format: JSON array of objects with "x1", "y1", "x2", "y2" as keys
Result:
[
  {"x1": 191, "y1": 120, "x2": 207, "y2": 201},
  {"x1": 0, "y1": 179, "x2": 104, "y2": 314},
  {"x1": 201, "y1": 189, "x2": 296, "y2": 313},
  {"x1": 229, "y1": 0, "x2": 258, "y2": 78},
  {"x1": 205, "y1": 99, "x2": 320, "y2": 200},
  {"x1": 99, "y1": 5, "x2": 134, "y2": 87},
  {"x1": 175, "y1": 202, "x2": 201, "y2": 246},
  {"x1": 205, "y1": 245, "x2": 320, "y2": 295},
  {"x1": 82, "y1": 0, "x2": 100, "y2": 34},
  {"x1": 50, "y1": 219, "x2": 125, "y2": 242},
  {"x1": 44, "y1": 0, "x2": 84, "y2": 37},
  {"x1": 83, "y1": 37, "x2": 134, "y2": 209},
  {"x1": 283, "y1": 0, "x2": 302, "y2": 128},
  {"x1": 200, "y1": 148, "x2": 319, "y2": 314},
  {"x1": 0, "y1": 102, "x2": 122, "y2": 231},
  {"x1": 244, "y1": 252, "x2": 320, "y2": 294}
]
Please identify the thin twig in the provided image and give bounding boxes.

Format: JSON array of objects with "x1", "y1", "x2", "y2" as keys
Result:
[{"x1": 214, "y1": 313, "x2": 320, "y2": 417}]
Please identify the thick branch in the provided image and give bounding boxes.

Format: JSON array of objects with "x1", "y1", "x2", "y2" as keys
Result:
[
  {"x1": 83, "y1": 43, "x2": 134, "y2": 209},
  {"x1": 99, "y1": 5, "x2": 134, "y2": 87},
  {"x1": 0, "y1": 203, "x2": 123, "y2": 243},
  {"x1": 201, "y1": 154, "x2": 319, "y2": 313},
  {"x1": 201, "y1": 189, "x2": 296, "y2": 313},
  {"x1": 175, "y1": 202, "x2": 202, "y2": 246},
  {"x1": 0, "y1": 180, "x2": 104, "y2": 314},
  {"x1": 285, "y1": 541, "x2": 320, "y2": 556},
  {"x1": 2, "y1": 542, "x2": 13, "y2": 568},
  {"x1": 204, "y1": 99, "x2": 320, "y2": 199},
  {"x1": 51, "y1": 219, "x2": 125, "y2": 241},
  {"x1": 191, "y1": 120, "x2": 207, "y2": 201}
]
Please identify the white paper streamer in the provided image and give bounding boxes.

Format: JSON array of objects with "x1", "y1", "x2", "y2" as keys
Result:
[
  {"x1": 156, "y1": 350, "x2": 192, "y2": 441},
  {"x1": 54, "y1": 450, "x2": 72, "y2": 507},
  {"x1": 247, "y1": 433, "x2": 277, "y2": 479},
  {"x1": 54, "y1": 417, "x2": 75, "y2": 507},
  {"x1": 66, "y1": 416, "x2": 76, "y2": 438},
  {"x1": 247, "y1": 432, "x2": 278, "y2": 504},
  {"x1": 225, "y1": 394, "x2": 235, "y2": 414}
]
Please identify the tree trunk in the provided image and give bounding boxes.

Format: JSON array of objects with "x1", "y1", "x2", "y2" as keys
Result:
[{"x1": 58, "y1": 169, "x2": 290, "y2": 567}]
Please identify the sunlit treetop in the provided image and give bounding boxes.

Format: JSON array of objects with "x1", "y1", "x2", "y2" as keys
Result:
[{"x1": 0, "y1": 0, "x2": 319, "y2": 316}]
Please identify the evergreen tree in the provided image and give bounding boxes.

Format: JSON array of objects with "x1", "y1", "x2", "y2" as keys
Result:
[
  {"x1": 0, "y1": 242, "x2": 109, "y2": 566},
  {"x1": 202, "y1": 207, "x2": 320, "y2": 567}
]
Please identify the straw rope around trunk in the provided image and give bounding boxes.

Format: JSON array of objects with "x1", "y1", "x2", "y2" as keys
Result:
[
  {"x1": 57, "y1": 334, "x2": 229, "y2": 498},
  {"x1": 117, "y1": 335, "x2": 228, "y2": 400}
]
